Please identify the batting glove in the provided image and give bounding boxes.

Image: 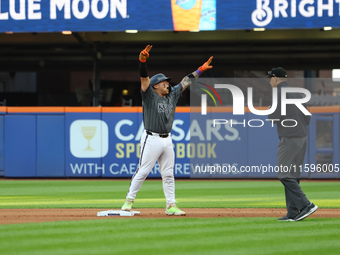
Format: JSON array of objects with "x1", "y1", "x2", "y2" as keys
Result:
[
  {"x1": 198, "y1": 56, "x2": 213, "y2": 73},
  {"x1": 139, "y1": 45, "x2": 153, "y2": 62}
]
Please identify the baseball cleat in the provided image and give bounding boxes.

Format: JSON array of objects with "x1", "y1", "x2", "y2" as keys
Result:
[
  {"x1": 165, "y1": 205, "x2": 186, "y2": 216},
  {"x1": 277, "y1": 215, "x2": 295, "y2": 222},
  {"x1": 294, "y1": 202, "x2": 318, "y2": 221},
  {"x1": 121, "y1": 198, "x2": 134, "y2": 211},
  {"x1": 277, "y1": 212, "x2": 299, "y2": 222}
]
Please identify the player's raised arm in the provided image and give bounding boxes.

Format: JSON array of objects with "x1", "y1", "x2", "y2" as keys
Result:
[
  {"x1": 139, "y1": 45, "x2": 152, "y2": 92},
  {"x1": 181, "y1": 56, "x2": 213, "y2": 92}
]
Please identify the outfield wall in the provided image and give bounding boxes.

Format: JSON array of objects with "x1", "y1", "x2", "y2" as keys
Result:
[{"x1": 0, "y1": 106, "x2": 339, "y2": 179}]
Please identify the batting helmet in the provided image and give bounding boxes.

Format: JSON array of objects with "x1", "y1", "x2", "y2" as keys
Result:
[{"x1": 150, "y1": 73, "x2": 171, "y2": 87}]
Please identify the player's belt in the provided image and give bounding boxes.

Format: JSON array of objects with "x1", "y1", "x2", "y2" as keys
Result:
[{"x1": 146, "y1": 130, "x2": 169, "y2": 138}]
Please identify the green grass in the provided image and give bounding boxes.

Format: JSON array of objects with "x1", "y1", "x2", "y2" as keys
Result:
[
  {"x1": 0, "y1": 180, "x2": 339, "y2": 255},
  {"x1": 0, "y1": 180, "x2": 340, "y2": 209},
  {"x1": 0, "y1": 218, "x2": 339, "y2": 255}
]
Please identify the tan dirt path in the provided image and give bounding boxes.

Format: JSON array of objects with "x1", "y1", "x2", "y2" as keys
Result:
[{"x1": 0, "y1": 208, "x2": 339, "y2": 225}]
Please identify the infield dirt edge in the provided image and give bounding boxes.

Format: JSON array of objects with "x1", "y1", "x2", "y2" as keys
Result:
[{"x1": 1, "y1": 208, "x2": 339, "y2": 225}]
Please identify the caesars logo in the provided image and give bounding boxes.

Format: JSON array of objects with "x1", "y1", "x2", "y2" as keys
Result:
[{"x1": 70, "y1": 120, "x2": 109, "y2": 158}]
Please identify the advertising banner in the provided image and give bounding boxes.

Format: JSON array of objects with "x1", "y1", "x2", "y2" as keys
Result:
[
  {"x1": 0, "y1": 0, "x2": 338, "y2": 33},
  {"x1": 0, "y1": 0, "x2": 215, "y2": 32},
  {"x1": 66, "y1": 110, "x2": 191, "y2": 178},
  {"x1": 1, "y1": 104, "x2": 339, "y2": 178},
  {"x1": 218, "y1": 0, "x2": 340, "y2": 29}
]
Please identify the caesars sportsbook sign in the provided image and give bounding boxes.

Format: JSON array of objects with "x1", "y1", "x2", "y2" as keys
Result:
[
  {"x1": 66, "y1": 113, "x2": 193, "y2": 178},
  {"x1": 66, "y1": 111, "x2": 244, "y2": 178},
  {"x1": 0, "y1": 0, "x2": 339, "y2": 32}
]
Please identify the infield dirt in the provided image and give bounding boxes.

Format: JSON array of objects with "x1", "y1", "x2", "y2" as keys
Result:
[{"x1": 0, "y1": 208, "x2": 339, "y2": 225}]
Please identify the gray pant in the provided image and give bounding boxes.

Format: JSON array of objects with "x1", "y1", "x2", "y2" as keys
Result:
[{"x1": 277, "y1": 137, "x2": 310, "y2": 217}]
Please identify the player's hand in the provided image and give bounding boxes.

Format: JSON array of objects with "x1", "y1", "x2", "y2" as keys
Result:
[
  {"x1": 198, "y1": 56, "x2": 213, "y2": 73},
  {"x1": 139, "y1": 45, "x2": 152, "y2": 62}
]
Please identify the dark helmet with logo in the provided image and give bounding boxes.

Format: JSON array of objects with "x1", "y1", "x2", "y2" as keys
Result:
[{"x1": 150, "y1": 73, "x2": 171, "y2": 87}]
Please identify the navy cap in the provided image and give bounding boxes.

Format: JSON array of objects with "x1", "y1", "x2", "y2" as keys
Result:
[
  {"x1": 150, "y1": 73, "x2": 171, "y2": 87},
  {"x1": 267, "y1": 67, "x2": 287, "y2": 78}
]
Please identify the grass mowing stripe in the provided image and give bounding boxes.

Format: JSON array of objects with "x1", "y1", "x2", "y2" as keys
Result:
[
  {"x1": 1, "y1": 218, "x2": 339, "y2": 255},
  {"x1": 1, "y1": 180, "x2": 339, "y2": 209}
]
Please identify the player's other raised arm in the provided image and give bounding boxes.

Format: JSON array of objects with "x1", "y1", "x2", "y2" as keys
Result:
[
  {"x1": 181, "y1": 56, "x2": 213, "y2": 92},
  {"x1": 139, "y1": 45, "x2": 152, "y2": 92}
]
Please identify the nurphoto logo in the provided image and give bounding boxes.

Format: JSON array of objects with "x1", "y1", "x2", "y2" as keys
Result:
[
  {"x1": 197, "y1": 79, "x2": 312, "y2": 128},
  {"x1": 201, "y1": 84, "x2": 311, "y2": 116}
]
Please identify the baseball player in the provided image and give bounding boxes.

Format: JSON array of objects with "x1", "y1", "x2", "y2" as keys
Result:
[{"x1": 121, "y1": 45, "x2": 213, "y2": 215}]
